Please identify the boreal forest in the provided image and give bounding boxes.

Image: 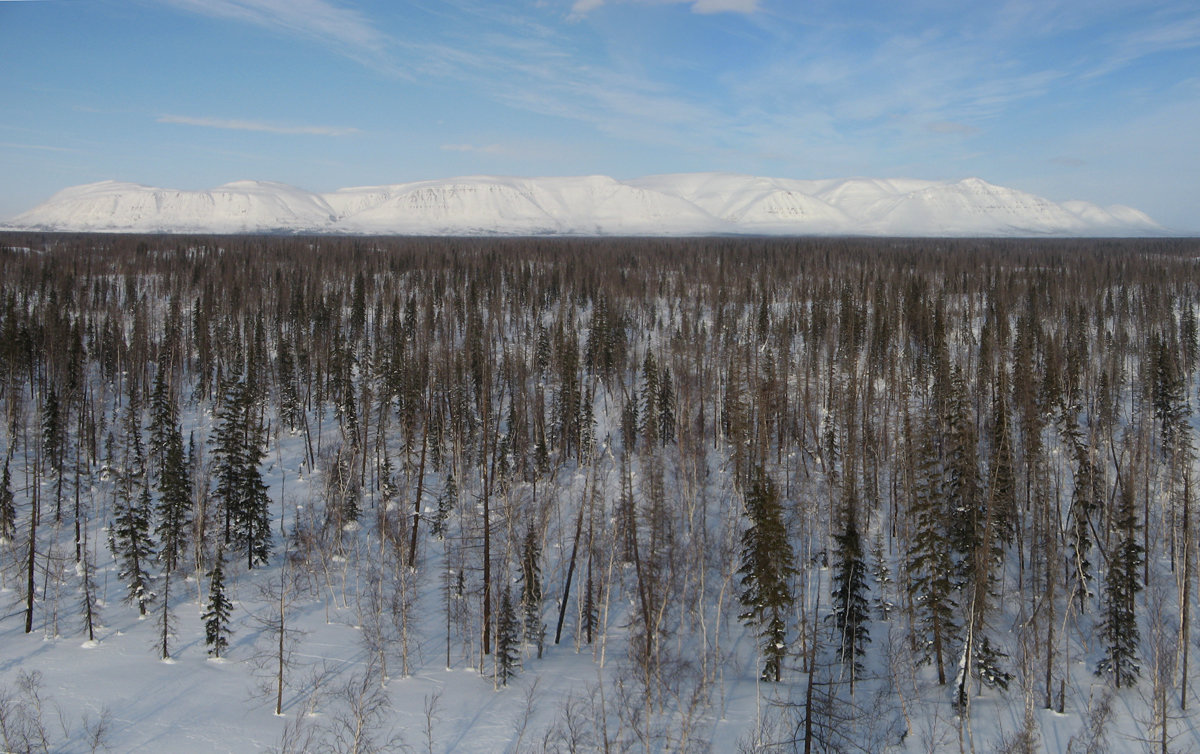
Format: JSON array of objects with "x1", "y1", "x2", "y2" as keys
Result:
[{"x1": 0, "y1": 235, "x2": 1198, "y2": 753}]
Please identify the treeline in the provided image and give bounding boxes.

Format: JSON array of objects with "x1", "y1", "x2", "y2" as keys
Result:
[{"x1": 1, "y1": 233, "x2": 1198, "y2": 751}]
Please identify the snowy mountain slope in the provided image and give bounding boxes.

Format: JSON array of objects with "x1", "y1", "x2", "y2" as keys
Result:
[
  {"x1": 862, "y1": 177, "x2": 1089, "y2": 235},
  {"x1": 332, "y1": 178, "x2": 558, "y2": 234},
  {"x1": 630, "y1": 173, "x2": 851, "y2": 232},
  {"x1": 4, "y1": 174, "x2": 1164, "y2": 236},
  {"x1": 327, "y1": 175, "x2": 723, "y2": 235},
  {"x1": 8, "y1": 180, "x2": 339, "y2": 234}
]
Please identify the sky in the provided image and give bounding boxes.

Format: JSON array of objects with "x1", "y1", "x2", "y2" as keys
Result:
[{"x1": 1, "y1": 0, "x2": 1198, "y2": 231}]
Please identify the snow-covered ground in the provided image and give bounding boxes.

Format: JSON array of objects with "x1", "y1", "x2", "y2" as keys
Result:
[
  {"x1": 0, "y1": 416, "x2": 767, "y2": 753},
  {"x1": 4, "y1": 407, "x2": 1196, "y2": 753}
]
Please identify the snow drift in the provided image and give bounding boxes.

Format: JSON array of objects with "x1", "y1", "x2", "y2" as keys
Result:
[{"x1": 4, "y1": 173, "x2": 1162, "y2": 236}]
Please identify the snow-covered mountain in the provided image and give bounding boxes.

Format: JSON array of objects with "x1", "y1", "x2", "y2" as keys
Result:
[{"x1": 4, "y1": 173, "x2": 1163, "y2": 236}]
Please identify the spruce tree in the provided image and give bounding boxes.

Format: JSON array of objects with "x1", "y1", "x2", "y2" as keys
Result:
[
  {"x1": 657, "y1": 367, "x2": 675, "y2": 446},
  {"x1": 107, "y1": 377, "x2": 155, "y2": 618},
  {"x1": 1183, "y1": 304, "x2": 1199, "y2": 376},
  {"x1": 79, "y1": 528, "x2": 100, "y2": 642},
  {"x1": 535, "y1": 325, "x2": 551, "y2": 379},
  {"x1": 1097, "y1": 479, "x2": 1143, "y2": 688},
  {"x1": 830, "y1": 506, "x2": 870, "y2": 677},
  {"x1": 211, "y1": 375, "x2": 272, "y2": 568},
  {"x1": 944, "y1": 367, "x2": 981, "y2": 586},
  {"x1": 156, "y1": 422, "x2": 191, "y2": 573},
  {"x1": 640, "y1": 350, "x2": 659, "y2": 448},
  {"x1": 432, "y1": 472, "x2": 456, "y2": 540},
  {"x1": 147, "y1": 367, "x2": 176, "y2": 480},
  {"x1": 276, "y1": 340, "x2": 303, "y2": 433},
  {"x1": 203, "y1": 548, "x2": 234, "y2": 659},
  {"x1": 520, "y1": 522, "x2": 545, "y2": 657},
  {"x1": 1152, "y1": 334, "x2": 1187, "y2": 458},
  {"x1": 115, "y1": 378, "x2": 147, "y2": 507},
  {"x1": 237, "y1": 421, "x2": 273, "y2": 568},
  {"x1": 738, "y1": 467, "x2": 796, "y2": 682},
  {"x1": 583, "y1": 559, "x2": 598, "y2": 646},
  {"x1": 112, "y1": 483, "x2": 155, "y2": 616},
  {"x1": 496, "y1": 583, "x2": 521, "y2": 686},
  {"x1": 212, "y1": 374, "x2": 245, "y2": 548},
  {"x1": 579, "y1": 387, "x2": 596, "y2": 462},
  {"x1": 906, "y1": 414, "x2": 957, "y2": 685},
  {"x1": 621, "y1": 398, "x2": 638, "y2": 454},
  {"x1": 973, "y1": 635, "x2": 1013, "y2": 691},
  {"x1": 553, "y1": 326, "x2": 581, "y2": 458},
  {"x1": 988, "y1": 368, "x2": 1017, "y2": 545},
  {"x1": 41, "y1": 383, "x2": 65, "y2": 520},
  {"x1": 821, "y1": 415, "x2": 840, "y2": 484}
]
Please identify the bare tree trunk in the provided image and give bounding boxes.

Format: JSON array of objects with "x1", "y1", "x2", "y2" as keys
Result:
[
  {"x1": 803, "y1": 591, "x2": 820, "y2": 754},
  {"x1": 25, "y1": 469, "x2": 38, "y2": 634},
  {"x1": 160, "y1": 565, "x2": 171, "y2": 660},
  {"x1": 1183, "y1": 471, "x2": 1192, "y2": 711},
  {"x1": 82, "y1": 527, "x2": 96, "y2": 642},
  {"x1": 481, "y1": 389, "x2": 493, "y2": 657},
  {"x1": 1044, "y1": 484, "x2": 1056, "y2": 710},
  {"x1": 444, "y1": 538, "x2": 452, "y2": 669},
  {"x1": 74, "y1": 410, "x2": 83, "y2": 563},
  {"x1": 276, "y1": 568, "x2": 287, "y2": 716},
  {"x1": 556, "y1": 489, "x2": 586, "y2": 645},
  {"x1": 301, "y1": 384, "x2": 316, "y2": 470},
  {"x1": 407, "y1": 391, "x2": 430, "y2": 569}
]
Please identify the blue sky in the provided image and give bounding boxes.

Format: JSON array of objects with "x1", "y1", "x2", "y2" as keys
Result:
[{"x1": 1, "y1": 0, "x2": 1198, "y2": 230}]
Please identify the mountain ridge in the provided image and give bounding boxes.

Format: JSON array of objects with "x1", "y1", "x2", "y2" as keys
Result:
[{"x1": 3, "y1": 173, "x2": 1164, "y2": 236}]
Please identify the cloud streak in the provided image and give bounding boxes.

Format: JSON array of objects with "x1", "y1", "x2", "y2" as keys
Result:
[
  {"x1": 570, "y1": 0, "x2": 758, "y2": 18},
  {"x1": 927, "y1": 122, "x2": 980, "y2": 136},
  {"x1": 156, "y1": 0, "x2": 401, "y2": 73},
  {"x1": 440, "y1": 143, "x2": 510, "y2": 155},
  {"x1": 1083, "y1": 9, "x2": 1200, "y2": 78},
  {"x1": 157, "y1": 114, "x2": 359, "y2": 136},
  {"x1": 0, "y1": 142, "x2": 82, "y2": 153},
  {"x1": 392, "y1": 0, "x2": 1200, "y2": 188}
]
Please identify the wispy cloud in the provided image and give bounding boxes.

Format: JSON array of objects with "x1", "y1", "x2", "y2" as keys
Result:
[
  {"x1": 927, "y1": 121, "x2": 980, "y2": 136},
  {"x1": 441, "y1": 143, "x2": 510, "y2": 155},
  {"x1": 157, "y1": 114, "x2": 359, "y2": 136},
  {"x1": 152, "y1": 0, "x2": 1198, "y2": 193},
  {"x1": 1083, "y1": 10, "x2": 1200, "y2": 78},
  {"x1": 0, "y1": 142, "x2": 82, "y2": 153},
  {"x1": 689, "y1": 0, "x2": 757, "y2": 13},
  {"x1": 419, "y1": 38, "x2": 726, "y2": 152},
  {"x1": 416, "y1": 1, "x2": 1200, "y2": 185},
  {"x1": 396, "y1": 0, "x2": 733, "y2": 149},
  {"x1": 569, "y1": 0, "x2": 604, "y2": 14},
  {"x1": 570, "y1": 0, "x2": 758, "y2": 18},
  {"x1": 156, "y1": 0, "x2": 400, "y2": 73}
]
